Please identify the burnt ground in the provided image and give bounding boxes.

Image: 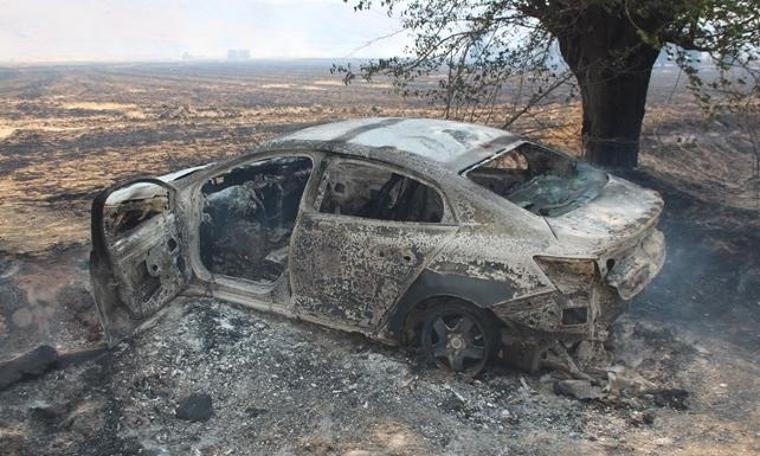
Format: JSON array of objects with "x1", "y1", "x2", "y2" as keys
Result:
[{"x1": 0, "y1": 62, "x2": 759, "y2": 455}]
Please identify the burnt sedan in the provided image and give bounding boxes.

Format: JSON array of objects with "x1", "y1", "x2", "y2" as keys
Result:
[{"x1": 90, "y1": 118, "x2": 665, "y2": 376}]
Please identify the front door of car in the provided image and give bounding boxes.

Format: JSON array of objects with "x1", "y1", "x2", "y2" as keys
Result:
[
  {"x1": 90, "y1": 178, "x2": 190, "y2": 345},
  {"x1": 289, "y1": 159, "x2": 458, "y2": 329}
]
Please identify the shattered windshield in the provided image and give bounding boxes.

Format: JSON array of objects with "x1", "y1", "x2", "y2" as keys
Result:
[{"x1": 466, "y1": 142, "x2": 608, "y2": 217}]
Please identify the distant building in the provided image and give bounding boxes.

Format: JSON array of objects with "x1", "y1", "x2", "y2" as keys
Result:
[{"x1": 227, "y1": 49, "x2": 251, "y2": 61}]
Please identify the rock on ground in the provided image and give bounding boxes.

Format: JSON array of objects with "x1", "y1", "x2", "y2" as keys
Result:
[
  {"x1": 0, "y1": 345, "x2": 58, "y2": 391},
  {"x1": 175, "y1": 393, "x2": 213, "y2": 422}
]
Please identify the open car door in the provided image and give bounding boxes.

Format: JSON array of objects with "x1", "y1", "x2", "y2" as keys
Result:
[{"x1": 90, "y1": 178, "x2": 190, "y2": 346}]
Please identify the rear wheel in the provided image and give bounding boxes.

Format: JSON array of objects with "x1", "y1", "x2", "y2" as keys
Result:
[{"x1": 421, "y1": 302, "x2": 500, "y2": 377}]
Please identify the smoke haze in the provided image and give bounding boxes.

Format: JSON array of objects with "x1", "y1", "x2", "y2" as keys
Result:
[{"x1": 0, "y1": 0, "x2": 406, "y2": 62}]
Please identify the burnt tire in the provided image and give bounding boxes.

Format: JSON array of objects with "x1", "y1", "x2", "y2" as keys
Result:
[{"x1": 421, "y1": 301, "x2": 500, "y2": 377}]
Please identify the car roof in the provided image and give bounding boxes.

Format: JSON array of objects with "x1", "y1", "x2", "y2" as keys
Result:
[{"x1": 275, "y1": 117, "x2": 522, "y2": 172}]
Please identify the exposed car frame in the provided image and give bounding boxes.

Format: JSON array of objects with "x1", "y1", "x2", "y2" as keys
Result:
[{"x1": 90, "y1": 118, "x2": 666, "y2": 376}]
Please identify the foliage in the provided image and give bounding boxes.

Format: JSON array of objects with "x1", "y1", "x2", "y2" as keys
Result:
[{"x1": 335, "y1": 0, "x2": 760, "y2": 124}]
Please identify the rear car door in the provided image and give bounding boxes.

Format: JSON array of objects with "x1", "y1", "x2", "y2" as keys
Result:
[
  {"x1": 289, "y1": 158, "x2": 458, "y2": 329},
  {"x1": 90, "y1": 178, "x2": 190, "y2": 345}
]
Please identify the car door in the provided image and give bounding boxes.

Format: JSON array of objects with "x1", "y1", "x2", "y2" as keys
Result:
[
  {"x1": 289, "y1": 158, "x2": 459, "y2": 330},
  {"x1": 90, "y1": 178, "x2": 190, "y2": 345}
]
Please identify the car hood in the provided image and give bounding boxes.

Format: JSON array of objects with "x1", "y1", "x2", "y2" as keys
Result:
[{"x1": 544, "y1": 176, "x2": 664, "y2": 254}]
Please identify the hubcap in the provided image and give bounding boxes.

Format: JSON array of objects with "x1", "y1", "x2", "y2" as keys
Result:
[
  {"x1": 425, "y1": 312, "x2": 488, "y2": 374},
  {"x1": 449, "y1": 335, "x2": 464, "y2": 350}
]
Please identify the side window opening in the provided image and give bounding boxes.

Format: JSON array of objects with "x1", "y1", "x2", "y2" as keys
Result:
[
  {"x1": 466, "y1": 150, "x2": 531, "y2": 198},
  {"x1": 319, "y1": 161, "x2": 443, "y2": 223},
  {"x1": 199, "y1": 156, "x2": 313, "y2": 284}
]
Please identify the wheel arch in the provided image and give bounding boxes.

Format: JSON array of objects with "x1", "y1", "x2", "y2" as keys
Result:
[{"x1": 384, "y1": 268, "x2": 514, "y2": 343}]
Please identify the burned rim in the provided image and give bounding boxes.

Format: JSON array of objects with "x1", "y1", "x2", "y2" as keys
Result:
[{"x1": 421, "y1": 302, "x2": 498, "y2": 377}]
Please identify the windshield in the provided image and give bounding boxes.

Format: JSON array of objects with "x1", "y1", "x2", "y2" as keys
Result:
[{"x1": 465, "y1": 142, "x2": 608, "y2": 217}]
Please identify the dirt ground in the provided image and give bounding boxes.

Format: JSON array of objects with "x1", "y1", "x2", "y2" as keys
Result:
[{"x1": 0, "y1": 62, "x2": 759, "y2": 455}]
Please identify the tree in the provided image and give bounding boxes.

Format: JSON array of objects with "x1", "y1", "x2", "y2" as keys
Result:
[
  {"x1": 712, "y1": 61, "x2": 760, "y2": 209},
  {"x1": 338, "y1": 1, "x2": 760, "y2": 169}
]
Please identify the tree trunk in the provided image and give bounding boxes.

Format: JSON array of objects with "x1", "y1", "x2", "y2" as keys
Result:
[
  {"x1": 576, "y1": 57, "x2": 658, "y2": 168},
  {"x1": 554, "y1": 7, "x2": 661, "y2": 169}
]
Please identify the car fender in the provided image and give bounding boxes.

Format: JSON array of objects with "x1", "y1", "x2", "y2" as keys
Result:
[{"x1": 382, "y1": 267, "x2": 517, "y2": 340}]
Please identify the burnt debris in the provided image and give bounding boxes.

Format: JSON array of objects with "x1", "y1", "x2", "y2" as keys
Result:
[
  {"x1": 0, "y1": 345, "x2": 58, "y2": 391},
  {"x1": 175, "y1": 392, "x2": 214, "y2": 422}
]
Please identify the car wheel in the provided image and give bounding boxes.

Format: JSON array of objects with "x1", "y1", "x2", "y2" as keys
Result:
[{"x1": 421, "y1": 301, "x2": 500, "y2": 377}]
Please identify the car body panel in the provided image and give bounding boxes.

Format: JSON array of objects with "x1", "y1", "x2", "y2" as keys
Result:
[
  {"x1": 290, "y1": 212, "x2": 458, "y2": 328},
  {"x1": 546, "y1": 176, "x2": 665, "y2": 252},
  {"x1": 90, "y1": 178, "x2": 191, "y2": 345},
  {"x1": 280, "y1": 117, "x2": 521, "y2": 171},
  {"x1": 606, "y1": 228, "x2": 666, "y2": 300}
]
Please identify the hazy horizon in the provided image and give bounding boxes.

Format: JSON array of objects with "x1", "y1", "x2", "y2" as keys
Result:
[{"x1": 0, "y1": 0, "x2": 408, "y2": 63}]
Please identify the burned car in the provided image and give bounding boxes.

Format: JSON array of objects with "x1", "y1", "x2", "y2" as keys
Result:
[{"x1": 90, "y1": 118, "x2": 665, "y2": 376}]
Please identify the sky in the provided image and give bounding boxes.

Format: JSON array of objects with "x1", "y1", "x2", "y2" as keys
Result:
[{"x1": 0, "y1": 0, "x2": 408, "y2": 62}]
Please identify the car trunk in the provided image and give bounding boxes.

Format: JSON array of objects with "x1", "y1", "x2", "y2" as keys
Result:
[
  {"x1": 465, "y1": 143, "x2": 665, "y2": 301},
  {"x1": 545, "y1": 176, "x2": 666, "y2": 300},
  {"x1": 545, "y1": 176, "x2": 664, "y2": 251}
]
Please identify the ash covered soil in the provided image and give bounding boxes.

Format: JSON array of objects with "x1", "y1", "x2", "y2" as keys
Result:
[
  {"x1": 3, "y1": 297, "x2": 758, "y2": 455},
  {"x1": 1, "y1": 62, "x2": 760, "y2": 455}
]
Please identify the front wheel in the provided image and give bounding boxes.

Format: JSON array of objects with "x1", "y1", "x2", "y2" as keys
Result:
[{"x1": 421, "y1": 302, "x2": 500, "y2": 377}]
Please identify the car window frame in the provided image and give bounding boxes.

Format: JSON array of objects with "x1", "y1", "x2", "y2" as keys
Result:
[
  {"x1": 306, "y1": 156, "x2": 458, "y2": 226},
  {"x1": 460, "y1": 140, "x2": 601, "y2": 221},
  {"x1": 188, "y1": 149, "x2": 321, "y2": 292}
]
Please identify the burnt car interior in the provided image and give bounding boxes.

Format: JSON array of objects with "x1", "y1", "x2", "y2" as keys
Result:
[
  {"x1": 199, "y1": 156, "x2": 313, "y2": 284},
  {"x1": 467, "y1": 142, "x2": 608, "y2": 217},
  {"x1": 319, "y1": 161, "x2": 444, "y2": 223}
]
